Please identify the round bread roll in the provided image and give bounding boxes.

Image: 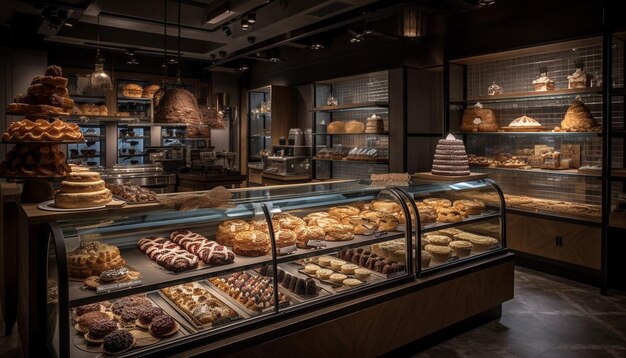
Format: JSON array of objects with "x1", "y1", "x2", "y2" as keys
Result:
[
  {"x1": 304, "y1": 212, "x2": 331, "y2": 224},
  {"x1": 344, "y1": 120, "x2": 365, "y2": 133},
  {"x1": 328, "y1": 205, "x2": 360, "y2": 219},
  {"x1": 232, "y1": 230, "x2": 270, "y2": 257},
  {"x1": 295, "y1": 226, "x2": 325, "y2": 248},
  {"x1": 273, "y1": 230, "x2": 297, "y2": 254},
  {"x1": 327, "y1": 121, "x2": 345, "y2": 134},
  {"x1": 453, "y1": 199, "x2": 485, "y2": 215},
  {"x1": 122, "y1": 83, "x2": 143, "y2": 98},
  {"x1": 371, "y1": 200, "x2": 401, "y2": 213},
  {"x1": 324, "y1": 224, "x2": 354, "y2": 241},
  {"x1": 216, "y1": 220, "x2": 250, "y2": 247}
]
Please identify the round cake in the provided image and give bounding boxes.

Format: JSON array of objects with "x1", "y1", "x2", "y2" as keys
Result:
[
  {"x1": 55, "y1": 171, "x2": 112, "y2": 209},
  {"x1": 431, "y1": 134, "x2": 470, "y2": 176}
]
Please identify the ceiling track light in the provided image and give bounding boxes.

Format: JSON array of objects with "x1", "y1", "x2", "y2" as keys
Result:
[
  {"x1": 310, "y1": 40, "x2": 325, "y2": 50},
  {"x1": 244, "y1": 12, "x2": 256, "y2": 24},
  {"x1": 222, "y1": 25, "x2": 232, "y2": 36},
  {"x1": 241, "y1": 21, "x2": 250, "y2": 30},
  {"x1": 125, "y1": 49, "x2": 139, "y2": 65}
]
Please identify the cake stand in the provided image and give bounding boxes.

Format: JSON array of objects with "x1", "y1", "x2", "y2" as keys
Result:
[{"x1": 1, "y1": 113, "x2": 84, "y2": 203}]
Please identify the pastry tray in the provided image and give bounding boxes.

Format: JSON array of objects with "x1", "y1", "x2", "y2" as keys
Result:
[
  {"x1": 70, "y1": 294, "x2": 189, "y2": 354},
  {"x1": 155, "y1": 283, "x2": 246, "y2": 331},
  {"x1": 250, "y1": 268, "x2": 332, "y2": 303},
  {"x1": 205, "y1": 272, "x2": 291, "y2": 316},
  {"x1": 112, "y1": 195, "x2": 159, "y2": 205},
  {"x1": 290, "y1": 259, "x2": 386, "y2": 293}
]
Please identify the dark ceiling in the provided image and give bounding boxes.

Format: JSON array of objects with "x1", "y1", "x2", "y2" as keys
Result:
[{"x1": 1, "y1": 0, "x2": 612, "y2": 75}]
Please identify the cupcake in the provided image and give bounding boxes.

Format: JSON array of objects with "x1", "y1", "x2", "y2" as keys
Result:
[
  {"x1": 469, "y1": 236, "x2": 499, "y2": 252},
  {"x1": 317, "y1": 256, "x2": 333, "y2": 267},
  {"x1": 340, "y1": 263, "x2": 359, "y2": 275},
  {"x1": 424, "y1": 235, "x2": 451, "y2": 246},
  {"x1": 316, "y1": 269, "x2": 333, "y2": 280},
  {"x1": 354, "y1": 268, "x2": 371, "y2": 279},
  {"x1": 330, "y1": 273, "x2": 348, "y2": 284},
  {"x1": 330, "y1": 260, "x2": 346, "y2": 270},
  {"x1": 425, "y1": 244, "x2": 452, "y2": 262},
  {"x1": 449, "y1": 240, "x2": 473, "y2": 258},
  {"x1": 304, "y1": 264, "x2": 321, "y2": 274},
  {"x1": 421, "y1": 250, "x2": 433, "y2": 268}
]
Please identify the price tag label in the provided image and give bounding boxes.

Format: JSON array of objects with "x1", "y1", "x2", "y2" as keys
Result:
[
  {"x1": 96, "y1": 279, "x2": 142, "y2": 294},
  {"x1": 279, "y1": 245, "x2": 297, "y2": 255},
  {"x1": 307, "y1": 240, "x2": 326, "y2": 248}
]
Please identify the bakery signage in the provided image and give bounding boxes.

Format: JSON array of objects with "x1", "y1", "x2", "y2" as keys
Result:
[{"x1": 96, "y1": 278, "x2": 143, "y2": 294}]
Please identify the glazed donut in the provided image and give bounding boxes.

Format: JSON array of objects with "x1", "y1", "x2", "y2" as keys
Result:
[
  {"x1": 453, "y1": 199, "x2": 486, "y2": 215},
  {"x1": 232, "y1": 230, "x2": 270, "y2": 257},
  {"x1": 324, "y1": 224, "x2": 355, "y2": 241},
  {"x1": 216, "y1": 220, "x2": 250, "y2": 247},
  {"x1": 371, "y1": 200, "x2": 401, "y2": 213},
  {"x1": 295, "y1": 226, "x2": 325, "y2": 248},
  {"x1": 328, "y1": 205, "x2": 361, "y2": 219}
]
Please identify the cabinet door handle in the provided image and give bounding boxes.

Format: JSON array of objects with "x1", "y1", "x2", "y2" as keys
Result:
[{"x1": 556, "y1": 235, "x2": 563, "y2": 247}]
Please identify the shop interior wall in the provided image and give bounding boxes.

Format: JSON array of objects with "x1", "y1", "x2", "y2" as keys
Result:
[{"x1": 0, "y1": 48, "x2": 47, "y2": 162}]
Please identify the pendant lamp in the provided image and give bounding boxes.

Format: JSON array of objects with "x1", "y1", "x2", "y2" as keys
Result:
[{"x1": 89, "y1": 16, "x2": 113, "y2": 93}]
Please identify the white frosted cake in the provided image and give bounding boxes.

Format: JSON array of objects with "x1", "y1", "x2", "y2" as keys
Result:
[
  {"x1": 509, "y1": 115, "x2": 542, "y2": 128},
  {"x1": 431, "y1": 134, "x2": 470, "y2": 176}
]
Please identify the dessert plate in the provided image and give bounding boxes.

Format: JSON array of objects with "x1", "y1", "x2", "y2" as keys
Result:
[{"x1": 37, "y1": 199, "x2": 107, "y2": 212}]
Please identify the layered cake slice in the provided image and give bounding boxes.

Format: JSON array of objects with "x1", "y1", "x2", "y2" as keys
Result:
[{"x1": 431, "y1": 134, "x2": 470, "y2": 176}]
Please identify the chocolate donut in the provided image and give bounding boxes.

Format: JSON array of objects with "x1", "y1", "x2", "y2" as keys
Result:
[
  {"x1": 137, "y1": 306, "x2": 164, "y2": 327},
  {"x1": 86, "y1": 320, "x2": 118, "y2": 341},
  {"x1": 102, "y1": 330, "x2": 134, "y2": 353},
  {"x1": 149, "y1": 314, "x2": 176, "y2": 337},
  {"x1": 99, "y1": 267, "x2": 129, "y2": 283},
  {"x1": 76, "y1": 303, "x2": 101, "y2": 316}
]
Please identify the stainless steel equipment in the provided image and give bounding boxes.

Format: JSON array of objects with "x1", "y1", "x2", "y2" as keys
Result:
[
  {"x1": 145, "y1": 146, "x2": 186, "y2": 171},
  {"x1": 288, "y1": 128, "x2": 303, "y2": 146},
  {"x1": 263, "y1": 156, "x2": 310, "y2": 176},
  {"x1": 98, "y1": 164, "x2": 177, "y2": 193}
]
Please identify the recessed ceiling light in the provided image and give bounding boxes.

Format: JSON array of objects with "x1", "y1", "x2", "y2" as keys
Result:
[
  {"x1": 205, "y1": 3, "x2": 234, "y2": 25},
  {"x1": 222, "y1": 25, "x2": 232, "y2": 36}
]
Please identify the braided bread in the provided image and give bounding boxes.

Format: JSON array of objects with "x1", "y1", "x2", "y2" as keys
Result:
[
  {"x1": 170, "y1": 230, "x2": 235, "y2": 265},
  {"x1": 138, "y1": 236, "x2": 198, "y2": 272},
  {"x1": 67, "y1": 241, "x2": 125, "y2": 278}
]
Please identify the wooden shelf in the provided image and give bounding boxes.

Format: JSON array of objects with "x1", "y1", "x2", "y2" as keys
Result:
[
  {"x1": 453, "y1": 131, "x2": 601, "y2": 137},
  {"x1": 313, "y1": 101, "x2": 389, "y2": 112},
  {"x1": 449, "y1": 87, "x2": 602, "y2": 105},
  {"x1": 472, "y1": 166, "x2": 602, "y2": 178},
  {"x1": 312, "y1": 132, "x2": 389, "y2": 136},
  {"x1": 313, "y1": 157, "x2": 389, "y2": 164}
]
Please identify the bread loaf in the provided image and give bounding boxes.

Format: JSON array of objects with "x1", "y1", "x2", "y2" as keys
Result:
[
  {"x1": 460, "y1": 103, "x2": 498, "y2": 132},
  {"x1": 327, "y1": 121, "x2": 345, "y2": 134}
]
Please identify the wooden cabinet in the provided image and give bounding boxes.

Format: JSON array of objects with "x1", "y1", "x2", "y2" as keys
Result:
[{"x1": 507, "y1": 213, "x2": 601, "y2": 270}]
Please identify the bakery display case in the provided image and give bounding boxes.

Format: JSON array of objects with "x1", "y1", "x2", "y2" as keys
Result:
[
  {"x1": 312, "y1": 71, "x2": 390, "y2": 180},
  {"x1": 117, "y1": 124, "x2": 151, "y2": 165},
  {"x1": 399, "y1": 178, "x2": 506, "y2": 274},
  {"x1": 43, "y1": 179, "x2": 505, "y2": 356},
  {"x1": 445, "y1": 36, "x2": 623, "y2": 276},
  {"x1": 117, "y1": 79, "x2": 155, "y2": 121},
  {"x1": 66, "y1": 121, "x2": 106, "y2": 168}
]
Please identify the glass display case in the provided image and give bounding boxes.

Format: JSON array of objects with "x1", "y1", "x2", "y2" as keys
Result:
[
  {"x1": 66, "y1": 121, "x2": 106, "y2": 168},
  {"x1": 248, "y1": 87, "x2": 272, "y2": 162},
  {"x1": 45, "y1": 179, "x2": 505, "y2": 357},
  {"x1": 117, "y1": 124, "x2": 150, "y2": 165},
  {"x1": 445, "y1": 36, "x2": 625, "y2": 274}
]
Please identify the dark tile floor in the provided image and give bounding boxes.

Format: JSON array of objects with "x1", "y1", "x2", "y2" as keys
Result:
[
  {"x1": 415, "y1": 267, "x2": 626, "y2": 358},
  {"x1": 1, "y1": 267, "x2": 624, "y2": 357}
]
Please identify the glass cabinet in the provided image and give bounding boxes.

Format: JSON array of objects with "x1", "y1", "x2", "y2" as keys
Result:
[{"x1": 46, "y1": 179, "x2": 505, "y2": 356}]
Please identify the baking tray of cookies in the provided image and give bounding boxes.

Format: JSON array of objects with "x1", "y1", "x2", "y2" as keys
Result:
[
  {"x1": 70, "y1": 294, "x2": 189, "y2": 355},
  {"x1": 206, "y1": 272, "x2": 291, "y2": 316},
  {"x1": 156, "y1": 282, "x2": 247, "y2": 331},
  {"x1": 289, "y1": 259, "x2": 385, "y2": 293}
]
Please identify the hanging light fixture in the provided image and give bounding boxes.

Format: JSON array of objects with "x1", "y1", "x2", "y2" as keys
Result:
[{"x1": 89, "y1": 15, "x2": 113, "y2": 93}]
